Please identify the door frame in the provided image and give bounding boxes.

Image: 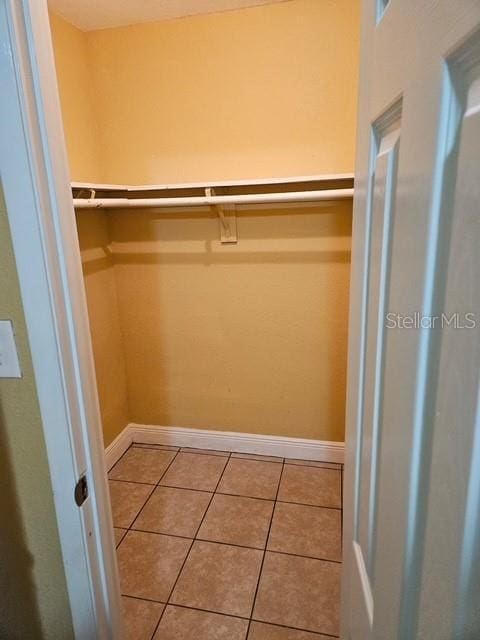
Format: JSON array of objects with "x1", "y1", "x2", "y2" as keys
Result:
[
  {"x1": 0, "y1": 0, "x2": 121, "y2": 636},
  {"x1": 340, "y1": 0, "x2": 374, "y2": 633}
]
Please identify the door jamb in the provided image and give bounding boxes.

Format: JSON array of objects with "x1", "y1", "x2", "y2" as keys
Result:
[{"x1": 0, "y1": 0, "x2": 121, "y2": 636}]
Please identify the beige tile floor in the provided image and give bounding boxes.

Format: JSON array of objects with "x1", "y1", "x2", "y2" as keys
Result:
[{"x1": 109, "y1": 444, "x2": 343, "y2": 640}]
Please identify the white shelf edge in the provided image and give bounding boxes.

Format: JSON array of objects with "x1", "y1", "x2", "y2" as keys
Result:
[{"x1": 71, "y1": 173, "x2": 355, "y2": 193}]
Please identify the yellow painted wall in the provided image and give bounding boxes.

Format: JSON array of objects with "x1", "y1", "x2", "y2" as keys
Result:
[
  {"x1": 76, "y1": 212, "x2": 130, "y2": 446},
  {"x1": 50, "y1": 0, "x2": 360, "y2": 443},
  {"x1": 0, "y1": 188, "x2": 74, "y2": 638},
  {"x1": 49, "y1": 12, "x2": 102, "y2": 182},
  {"x1": 51, "y1": 14, "x2": 129, "y2": 445},
  {"x1": 112, "y1": 202, "x2": 351, "y2": 441},
  {"x1": 87, "y1": 0, "x2": 360, "y2": 184}
]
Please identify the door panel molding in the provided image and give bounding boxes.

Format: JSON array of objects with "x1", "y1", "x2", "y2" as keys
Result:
[
  {"x1": 357, "y1": 101, "x2": 402, "y2": 586},
  {"x1": 364, "y1": 123, "x2": 400, "y2": 581}
]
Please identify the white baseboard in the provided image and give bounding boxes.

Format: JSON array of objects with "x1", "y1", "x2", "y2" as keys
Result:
[
  {"x1": 104, "y1": 426, "x2": 132, "y2": 470},
  {"x1": 125, "y1": 422, "x2": 344, "y2": 464}
]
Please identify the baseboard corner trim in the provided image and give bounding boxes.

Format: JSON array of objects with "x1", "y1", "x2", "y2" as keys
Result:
[
  {"x1": 104, "y1": 425, "x2": 133, "y2": 470},
  {"x1": 127, "y1": 423, "x2": 344, "y2": 463}
]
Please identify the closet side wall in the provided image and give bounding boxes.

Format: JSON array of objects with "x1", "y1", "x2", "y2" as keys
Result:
[
  {"x1": 49, "y1": 12, "x2": 102, "y2": 183},
  {"x1": 86, "y1": 0, "x2": 360, "y2": 184},
  {"x1": 50, "y1": 14, "x2": 130, "y2": 446},
  {"x1": 75, "y1": 212, "x2": 130, "y2": 446}
]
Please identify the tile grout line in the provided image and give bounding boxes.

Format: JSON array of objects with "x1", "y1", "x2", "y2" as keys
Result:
[
  {"x1": 114, "y1": 527, "x2": 128, "y2": 549},
  {"x1": 148, "y1": 452, "x2": 233, "y2": 640},
  {"x1": 132, "y1": 444, "x2": 180, "y2": 452},
  {"x1": 110, "y1": 477, "x2": 342, "y2": 511},
  {"x1": 116, "y1": 448, "x2": 185, "y2": 634},
  {"x1": 245, "y1": 457, "x2": 285, "y2": 639},
  {"x1": 111, "y1": 443, "x2": 159, "y2": 545},
  {"x1": 123, "y1": 443, "x2": 342, "y2": 468},
  {"x1": 147, "y1": 537, "x2": 195, "y2": 640},
  {"x1": 192, "y1": 451, "x2": 233, "y2": 540},
  {"x1": 117, "y1": 451, "x2": 179, "y2": 549},
  {"x1": 121, "y1": 595, "x2": 339, "y2": 638},
  {"x1": 275, "y1": 498, "x2": 341, "y2": 511},
  {"x1": 121, "y1": 594, "x2": 167, "y2": 606},
  {"x1": 140, "y1": 446, "x2": 189, "y2": 640},
  {"x1": 112, "y1": 446, "x2": 182, "y2": 540},
  {"x1": 121, "y1": 483, "x2": 156, "y2": 534},
  {"x1": 283, "y1": 461, "x2": 343, "y2": 470},
  {"x1": 132, "y1": 444, "x2": 343, "y2": 469},
  {"x1": 110, "y1": 478, "x2": 162, "y2": 487},
  {"x1": 125, "y1": 448, "x2": 182, "y2": 536},
  {"x1": 250, "y1": 617, "x2": 340, "y2": 639},
  {"x1": 266, "y1": 548, "x2": 342, "y2": 565},
  {"x1": 108, "y1": 441, "x2": 135, "y2": 473},
  {"x1": 125, "y1": 525, "x2": 342, "y2": 564},
  {"x1": 180, "y1": 447, "x2": 230, "y2": 457}
]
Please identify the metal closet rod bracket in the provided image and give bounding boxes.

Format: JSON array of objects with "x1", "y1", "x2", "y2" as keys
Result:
[{"x1": 205, "y1": 187, "x2": 237, "y2": 244}]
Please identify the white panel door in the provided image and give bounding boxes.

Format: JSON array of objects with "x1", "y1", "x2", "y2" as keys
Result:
[{"x1": 343, "y1": 2, "x2": 480, "y2": 638}]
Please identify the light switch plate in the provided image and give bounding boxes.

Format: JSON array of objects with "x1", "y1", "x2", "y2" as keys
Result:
[{"x1": 0, "y1": 320, "x2": 22, "y2": 378}]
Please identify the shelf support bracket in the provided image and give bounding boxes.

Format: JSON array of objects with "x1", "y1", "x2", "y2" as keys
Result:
[{"x1": 205, "y1": 187, "x2": 237, "y2": 244}]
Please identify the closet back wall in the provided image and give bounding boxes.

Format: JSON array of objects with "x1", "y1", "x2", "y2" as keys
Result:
[
  {"x1": 111, "y1": 204, "x2": 351, "y2": 442},
  {"x1": 87, "y1": 0, "x2": 359, "y2": 183},
  {"x1": 50, "y1": 0, "x2": 360, "y2": 444}
]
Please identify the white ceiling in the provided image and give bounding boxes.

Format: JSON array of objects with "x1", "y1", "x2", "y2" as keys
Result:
[{"x1": 49, "y1": 0, "x2": 290, "y2": 31}]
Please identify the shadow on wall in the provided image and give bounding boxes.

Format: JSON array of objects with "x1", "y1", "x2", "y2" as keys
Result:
[
  {"x1": 76, "y1": 202, "x2": 352, "y2": 270},
  {"x1": 76, "y1": 209, "x2": 115, "y2": 276},
  {"x1": 75, "y1": 210, "x2": 130, "y2": 446},
  {"x1": 107, "y1": 201, "x2": 352, "y2": 266},
  {"x1": 0, "y1": 404, "x2": 43, "y2": 639},
  {"x1": 74, "y1": 200, "x2": 352, "y2": 442}
]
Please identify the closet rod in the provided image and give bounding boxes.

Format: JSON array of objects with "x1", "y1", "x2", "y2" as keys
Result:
[{"x1": 73, "y1": 188, "x2": 354, "y2": 209}]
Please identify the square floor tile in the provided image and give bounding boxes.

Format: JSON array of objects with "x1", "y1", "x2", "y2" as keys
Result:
[
  {"x1": 170, "y1": 540, "x2": 263, "y2": 617},
  {"x1": 109, "y1": 480, "x2": 153, "y2": 528},
  {"x1": 198, "y1": 494, "x2": 274, "y2": 549},
  {"x1": 160, "y1": 452, "x2": 227, "y2": 491},
  {"x1": 248, "y1": 621, "x2": 330, "y2": 639},
  {"x1": 133, "y1": 486, "x2": 212, "y2": 538},
  {"x1": 217, "y1": 459, "x2": 282, "y2": 500},
  {"x1": 253, "y1": 552, "x2": 341, "y2": 636},
  {"x1": 122, "y1": 596, "x2": 164, "y2": 640},
  {"x1": 277, "y1": 465, "x2": 341, "y2": 508},
  {"x1": 153, "y1": 605, "x2": 248, "y2": 640},
  {"x1": 118, "y1": 530, "x2": 191, "y2": 602},
  {"x1": 109, "y1": 447, "x2": 176, "y2": 484},
  {"x1": 267, "y1": 502, "x2": 342, "y2": 561},
  {"x1": 114, "y1": 527, "x2": 127, "y2": 547}
]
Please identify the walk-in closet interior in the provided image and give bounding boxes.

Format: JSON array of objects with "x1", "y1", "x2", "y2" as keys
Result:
[{"x1": 48, "y1": 0, "x2": 360, "y2": 637}]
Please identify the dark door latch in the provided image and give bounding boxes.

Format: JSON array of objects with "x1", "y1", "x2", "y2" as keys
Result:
[{"x1": 74, "y1": 474, "x2": 89, "y2": 507}]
